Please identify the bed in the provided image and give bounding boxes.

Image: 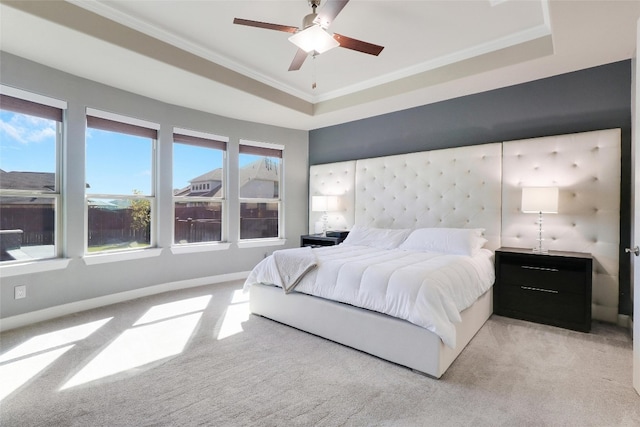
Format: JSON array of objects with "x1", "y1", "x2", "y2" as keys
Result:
[
  {"x1": 244, "y1": 143, "x2": 503, "y2": 378},
  {"x1": 244, "y1": 231, "x2": 494, "y2": 378},
  {"x1": 244, "y1": 227, "x2": 494, "y2": 369}
]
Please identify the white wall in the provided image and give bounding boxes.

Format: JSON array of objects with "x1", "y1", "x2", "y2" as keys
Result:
[{"x1": 0, "y1": 53, "x2": 309, "y2": 326}]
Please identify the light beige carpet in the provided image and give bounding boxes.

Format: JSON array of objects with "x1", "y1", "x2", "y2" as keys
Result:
[{"x1": 1, "y1": 280, "x2": 638, "y2": 426}]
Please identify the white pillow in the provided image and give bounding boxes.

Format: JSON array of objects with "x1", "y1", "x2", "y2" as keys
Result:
[
  {"x1": 398, "y1": 228, "x2": 487, "y2": 256},
  {"x1": 342, "y1": 226, "x2": 411, "y2": 250}
]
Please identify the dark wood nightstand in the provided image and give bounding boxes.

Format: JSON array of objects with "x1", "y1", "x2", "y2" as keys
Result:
[
  {"x1": 300, "y1": 233, "x2": 347, "y2": 247},
  {"x1": 494, "y1": 247, "x2": 592, "y2": 332}
]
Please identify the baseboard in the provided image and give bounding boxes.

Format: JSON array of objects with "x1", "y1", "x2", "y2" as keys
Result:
[{"x1": 0, "y1": 271, "x2": 251, "y2": 333}]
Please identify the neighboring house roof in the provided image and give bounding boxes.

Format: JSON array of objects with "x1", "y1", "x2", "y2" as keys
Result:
[
  {"x1": 175, "y1": 158, "x2": 279, "y2": 198},
  {"x1": 190, "y1": 168, "x2": 223, "y2": 182},
  {"x1": 87, "y1": 199, "x2": 119, "y2": 208},
  {"x1": 2, "y1": 157, "x2": 279, "y2": 199},
  {"x1": 239, "y1": 158, "x2": 279, "y2": 188},
  {"x1": 174, "y1": 184, "x2": 222, "y2": 198},
  {"x1": 0, "y1": 170, "x2": 55, "y2": 191},
  {"x1": 173, "y1": 167, "x2": 224, "y2": 197}
]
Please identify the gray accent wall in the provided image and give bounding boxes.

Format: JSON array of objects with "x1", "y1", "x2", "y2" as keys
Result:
[
  {"x1": 310, "y1": 60, "x2": 633, "y2": 317},
  {"x1": 0, "y1": 52, "x2": 309, "y2": 320}
]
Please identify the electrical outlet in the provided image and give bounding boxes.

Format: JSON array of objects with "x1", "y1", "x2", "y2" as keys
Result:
[{"x1": 14, "y1": 285, "x2": 26, "y2": 300}]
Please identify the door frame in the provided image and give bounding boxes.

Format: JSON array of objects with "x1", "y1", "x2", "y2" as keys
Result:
[{"x1": 632, "y1": 17, "x2": 639, "y2": 396}]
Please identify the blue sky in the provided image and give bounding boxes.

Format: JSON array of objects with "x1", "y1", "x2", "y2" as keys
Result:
[
  {"x1": 1, "y1": 110, "x2": 231, "y2": 195},
  {"x1": 173, "y1": 141, "x2": 224, "y2": 192},
  {"x1": 86, "y1": 128, "x2": 155, "y2": 195},
  {"x1": 0, "y1": 110, "x2": 56, "y2": 175}
]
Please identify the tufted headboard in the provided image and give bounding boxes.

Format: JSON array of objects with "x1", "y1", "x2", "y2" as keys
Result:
[
  {"x1": 309, "y1": 160, "x2": 356, "y2": 233},
  {"x1": 501, "y1": 128, "x2": 621, "y2": 323},
  {"x1": 310, "y1": 143, "x2": 503, "y2": 250},
  {"x1": 353, "y1": 144, "x2": 503, "y2": 250},
  {"x1": 309, "y1": 128, "x2": 621, "y2": 323}
]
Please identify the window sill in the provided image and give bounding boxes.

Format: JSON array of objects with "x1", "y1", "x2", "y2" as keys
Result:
[
  {"x1": 170, "y1": 242, "x2": 231, "y2": 254},
  {"x1": 83, "y1": 248, "x2": 163, "y2": 265},
  {"x1": 0, "y1": 258, "x2": 72, "y2": 278},
  {"x1": 237, "y1": 238, "x2": 287, "y2": 249}
]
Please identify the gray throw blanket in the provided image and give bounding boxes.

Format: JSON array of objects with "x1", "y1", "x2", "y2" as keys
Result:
[{"x1": 272, "y1": 246, "x2": 318, "y2": 293}]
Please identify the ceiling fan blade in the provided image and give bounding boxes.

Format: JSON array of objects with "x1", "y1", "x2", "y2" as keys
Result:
[
  {"x1": 288, "y1": 48, "x2": 308, "y2": 71},
  {"x1": 314, "y1": 0, "x2": 349, "y2": 28},
  {"x1": 233, "y1": 18, "x2": 298, "y2": 33},
  {"x1": 333, "y1": 33, "x2": 384, "y2": 56}
]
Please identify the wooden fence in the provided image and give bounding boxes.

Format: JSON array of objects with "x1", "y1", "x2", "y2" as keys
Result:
[{"x1": 1, "y1": 204, "x2": 278, "y2": 247}]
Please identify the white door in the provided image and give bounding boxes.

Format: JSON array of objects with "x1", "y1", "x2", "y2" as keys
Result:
[{"x1": 633, "y1": 17, "x2": 640, "y2": 396}]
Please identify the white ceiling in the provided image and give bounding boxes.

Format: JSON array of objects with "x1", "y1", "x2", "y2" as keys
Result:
[{"x1": 1, "y1": 0, "x2": 639, "y2": 130}]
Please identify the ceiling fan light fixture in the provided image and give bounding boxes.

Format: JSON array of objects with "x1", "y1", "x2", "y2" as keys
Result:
[{"x1": 288, "y1": 24, "x2": 339, "y2": 54}]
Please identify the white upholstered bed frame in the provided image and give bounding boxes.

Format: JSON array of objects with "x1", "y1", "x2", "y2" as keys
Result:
[
  {"x1": 251, "y1": 143, "x2": 503, "y2": 378},
  {"x1": 250, "y1": 129, "x2": 621, "y2": 378}
]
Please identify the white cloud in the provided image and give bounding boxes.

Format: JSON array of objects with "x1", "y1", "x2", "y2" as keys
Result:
[
  {"x1": 0, "y1": 120, "x2": 25, "y2": 143},
  {"x1": 0, "y1": 113, "x2": 56, "y2": 145}
]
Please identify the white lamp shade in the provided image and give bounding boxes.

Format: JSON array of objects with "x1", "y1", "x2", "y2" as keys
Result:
[
  {"x1": 312, "y1": 195, "x2": 328, "y2": 212},
  {"x1": 521, "y1": 187, "x2": 559, "y2": 213},
  {"x1": 312, "y1": 195, "x2": 340, "y2": 212},
  {"x1": 289, "y1": 25, "x2": 339, "y2": 54}
]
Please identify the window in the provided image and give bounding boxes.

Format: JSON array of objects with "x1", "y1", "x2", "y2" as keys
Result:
[
  {"x1": 0, "y1": 90, "x2": 65, "y2": 263},
  {"x1": 85, "y1": 110, "x2": 157, "y2": 254},
  {"x1": 173, "y1": 129, "x2": 227, "y2": 245},
  {"x1": 238, "y1": 140, "x2": 283, "y2": 240}
]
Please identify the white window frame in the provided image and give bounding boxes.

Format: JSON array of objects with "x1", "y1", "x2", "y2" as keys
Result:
[
  {"x1": 84, "y1": 108, "x2": 159, "y2": 257},
  {"x1": 0, "y1": 85, "x2": 66, "y2": 265},
  {"x1": 172, "y1": 127, "x2": 229, "y2": 249},
  {"x1": 238, "y1": 139, "x2": 284, "y2": 244}
]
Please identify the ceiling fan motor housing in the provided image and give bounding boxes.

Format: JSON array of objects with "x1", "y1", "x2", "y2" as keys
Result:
[
  {"x1": 302, "y1": 12, "x2": 317, "y2": 30},
  {"x1": 303, "y1": 0, "x2": 322, "y2": 29}
]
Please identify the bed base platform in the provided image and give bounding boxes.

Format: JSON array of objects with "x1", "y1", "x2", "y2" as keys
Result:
[{"x1": 249, "y1": 284, "x2": 493, "y2": 378}]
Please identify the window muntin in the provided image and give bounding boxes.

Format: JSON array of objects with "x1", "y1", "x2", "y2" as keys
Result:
[
  {"x1": 238, "y1": 141, "x2": 283, "y2": 240},
  {"x1": 173, "y1": 130, "x2": 226, "y2": 245},
  {"x1": 0, "y1": 93, "x2": 63, "y2": 263},
  {"x1": 85, "y1": 112, "x2": 157, "y2": 254}
]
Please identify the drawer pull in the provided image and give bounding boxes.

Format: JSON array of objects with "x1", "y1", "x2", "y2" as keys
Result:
[
  {"x1": 520, "y1": 285, "x2": 559, "y2": 294},
  {"x1": 521, "y1": 265, "x2": 559, "y2": 272}
]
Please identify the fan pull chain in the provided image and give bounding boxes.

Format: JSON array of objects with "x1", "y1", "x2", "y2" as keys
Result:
[{"x1": 311, "y1": 54, "x2": 317, "y2": 90}]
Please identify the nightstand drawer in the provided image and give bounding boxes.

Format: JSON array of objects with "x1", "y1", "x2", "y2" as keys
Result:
[
  {"x1": 494, "y1": 247, "x2": 592, "y2": 332},
  {"x1": 500, "y1": 262, "x2": 585, "y2": 295},
  {"x1": 500, "y1": 285, "x2": 587, "y2": 326}
]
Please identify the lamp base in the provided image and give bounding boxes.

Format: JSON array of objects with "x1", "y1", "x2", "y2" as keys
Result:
[
  {"x1": 321, "y1": 212, "x2": 328, "y2": 237},
  {"x1": 532, "y1": 211, "x2": 548, "y2": 254}
]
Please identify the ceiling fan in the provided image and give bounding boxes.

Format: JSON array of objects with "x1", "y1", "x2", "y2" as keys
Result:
[{"x1": 233, "y1": 0, "x2": 384, "y2": 71}]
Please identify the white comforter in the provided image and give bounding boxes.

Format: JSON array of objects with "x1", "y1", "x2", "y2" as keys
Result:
[{"x1": 244, "y1": 245, "x2": 495, "y2": 348}]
